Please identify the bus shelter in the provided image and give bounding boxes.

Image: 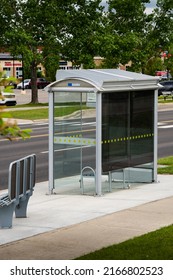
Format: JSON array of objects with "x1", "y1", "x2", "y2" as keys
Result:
[{"x1": 46, "y1": 69, "x2": 159, "y2": 196}]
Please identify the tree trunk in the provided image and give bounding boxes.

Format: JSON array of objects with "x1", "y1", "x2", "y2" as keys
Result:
[{"x1": 31, "y1": 60, "x2": 38, "y2": 104}]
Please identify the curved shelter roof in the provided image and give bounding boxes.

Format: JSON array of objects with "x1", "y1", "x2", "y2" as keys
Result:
[{"x1": 46, "y1": 69, "x2": 160, "y2": 93}]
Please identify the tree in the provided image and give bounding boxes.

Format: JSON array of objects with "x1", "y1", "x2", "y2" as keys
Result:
[
  {"x1": 101, "y1": 0, "x2": 151, "y2": 71},
  {"x1": 1, "y1": 0, "x2": 69, "y2": 103},
  {"x1": 0, "y1": 0, "x2": 14, "y2": 46},
  {"x1": 43, "y1": 41, "x2": 60, "y2": 81},
  {"x1": 4, "y1": 0, "x2": 63, "y2": 103},
  {"x1": 153, "y1": 0, "x2": 173, "y2": 49},
  {"x1": 152, "y1": 0, "x2": 173, "y2": 76},
  {"x1": 60, "y1": 0, "x2": 104, "y2": 69},
  {"x1": 1, "y1": 0, "x2": 104, "y2": 104}
]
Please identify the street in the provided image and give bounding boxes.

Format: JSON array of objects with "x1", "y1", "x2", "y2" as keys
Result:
[
  {"x1": 0, "y1": 121, "x2": 49, "y2": 190},
  {"x1": 158, "y1": 109, "x2": 173, "y2": 158}
]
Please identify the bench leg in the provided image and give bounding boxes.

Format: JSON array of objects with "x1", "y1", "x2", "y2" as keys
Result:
[
  {"x1": 15, "y1": 196, "x2": 30, "y2": 218},
  {"x1": 0, "y1": 204, "x2": 15, "y2": 228}
]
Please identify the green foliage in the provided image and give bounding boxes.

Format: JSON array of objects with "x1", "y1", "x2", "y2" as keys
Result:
[
  {"x1": 60, "y1": 0, "x2": 103, "y2": 68},
  {"x1": 158, "y1": 96, "x2": 173, "y2": 103},
  {"x1": 0, "y1": 72, "x2": 31, "y2": 140},
  {"x1": 43, "y1": 42, "x2": 60, "y2": 81},
  {"x1": 102, "y1": 0, "x2": 151, "y2": 71},
  {"x1": 150, "y1": 0, "x2": 173, "y2": 75},
  {"x1": 0, "y1": 107, "x2": 31, "y2": 141},
  {"x1": 3, "y1": 0, "x2": 65, "y2": 102},
  {"x1": 154, "y1": 0, "x2": 173, "y2": 49},
  {"x1": 1, "y1": 0, "x2": 104, "y2": 102},
  {"x1": 144, "y1": 57, "x2": 164, "y2": 76},
  {"x1": 1, "y1": 0, "x2": 173, "y2": 85}
]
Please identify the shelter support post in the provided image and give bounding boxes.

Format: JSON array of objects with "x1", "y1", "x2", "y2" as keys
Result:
[
  {"x1": 153, "y1": 89, "x2": 158, "y2": 182},
  {"x1": 96, "y1": 92, "x2": 102, "y2": 196},
  {"x1": 48, "y1": 90, "x2": 54, "y2": 194}
]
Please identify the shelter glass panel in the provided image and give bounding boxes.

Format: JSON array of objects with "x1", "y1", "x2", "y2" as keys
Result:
[
  {"x1": 102, "y1": 91, "x2": 129, "y2": 172},
  {"x1": 53, "y1": 91, "x2": 96, "y2": 193},
  {"x1": 53, "y1": 92, "x2": 83, "y2": 192},
  {"x1": 130, "y1": 91, "x2": 154, "y2": 166},
  {"x1": 102, "y1": 90, "x2": 154, "y2": 184}
]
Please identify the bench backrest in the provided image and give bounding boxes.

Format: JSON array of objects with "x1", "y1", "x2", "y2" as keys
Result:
[
  {"x1": 25, "y1": 154, "x2": 36, "y2": 195},
  {"x1": 19, "y1": 159, "x2": 25, "y2": 196},
  {"x1": 9, "y1": 161, "x2": 18, "y2": 202},
  {"x1": 8, "y1": 154, "x2": 36, "y2": 202}
]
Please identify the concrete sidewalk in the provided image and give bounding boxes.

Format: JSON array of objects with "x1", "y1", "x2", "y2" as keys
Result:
[{"x1": 0, "y1": 175, "x2": 173, "y2": 259}]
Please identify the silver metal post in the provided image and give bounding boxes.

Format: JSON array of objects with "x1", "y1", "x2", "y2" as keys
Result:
[
  {"x1": 96, "y1": 92, "x2": 102, "y2": 196},
  {"x1": 153, "y1": 89, "x2": 158, "y2": 182},
  {"x1": 108, "y1": 171, "x2": 112, "y2": 192},
  {"x1": 48, "y1": 90, "x2": 54, "y2": 194}
]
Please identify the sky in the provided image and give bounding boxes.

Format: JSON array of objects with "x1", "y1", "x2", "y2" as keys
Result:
[
  {"x1": 101, "y1": 0, "x2": 157, "y2": 14},
  {"x1": 145, "y1": 0, "x2": 157, "y2": 14}
]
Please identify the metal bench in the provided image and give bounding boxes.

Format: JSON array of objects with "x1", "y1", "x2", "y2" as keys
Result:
[{"x1": 0, "y1": 154, "x2": 36, "y2": 228}]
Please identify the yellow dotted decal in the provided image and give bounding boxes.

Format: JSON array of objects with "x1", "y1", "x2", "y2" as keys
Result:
[
  {"x1": 102, "y1": 133, "x2": 154, "y2": 144},
  {"x1": 54, "y1": 133, "x2": 154, "y2": 146},
  {"x1": 54, "y1": 136, "x2": 96, "y2": 146}
]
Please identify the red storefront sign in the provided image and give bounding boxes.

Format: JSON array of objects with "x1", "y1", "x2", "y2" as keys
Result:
[{"x1": 5, "y1": 61, "x2": 22, "y2": 67}]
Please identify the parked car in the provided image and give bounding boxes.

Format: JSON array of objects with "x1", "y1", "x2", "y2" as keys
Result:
[
  {"x1": 0, "y1": 91, "x2": 16, "y2": 106},
  {"x1": 6, "y1": 81, "x2": 17, "y2": 89},
  {"x1": 17, "y1": 78, "x2": 50, "y2": 89},
  {"x1": 17, "y1": 79, "x2": 31, "y2": 89},
  {"x1": 158, "y1": 80, "x2": 173, "y2": 96},
  {"x1": 29, "y1": 78, "x2": 50, "y2": 89}
]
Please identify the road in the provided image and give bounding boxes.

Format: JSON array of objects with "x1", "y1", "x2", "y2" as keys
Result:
[
  {"x1": 0, "y1": 89, "x2": 48, "y2": 190},
  {"x1": 158, "y1": 109, "x2": 173, "y2": 158},
  {"x1": 0, "y1": 103, "x2": 173, "y2": 190},
  {"x1": 0, "y1": 121, "x2": 49, "y2": 190}
]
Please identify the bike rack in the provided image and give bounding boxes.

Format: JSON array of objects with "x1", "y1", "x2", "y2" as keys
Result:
[{"x1": 80, "y1": 166, "x2": 96, "y2": 194}]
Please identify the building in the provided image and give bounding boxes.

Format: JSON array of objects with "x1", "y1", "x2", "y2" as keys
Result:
[
  {"x1": 0, "y1": 52, "x2": 44, "y2": 79},
  {"x1": 59, "y1": 60, "x2": 81, "y2": 70},
  {"x1": 0, "y1": 53, "x2": 23, "y2": 78}
]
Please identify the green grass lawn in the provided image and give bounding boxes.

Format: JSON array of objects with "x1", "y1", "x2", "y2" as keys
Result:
[
  {"x1": 158, "y1": 156, "x2": 173, "y2": 174},
  {"x1": 10, "y1": 108, "x2": 49, "y2": 119},
  {"x1": 9, "y1": 105, "x2": 87, "y2": 120}
]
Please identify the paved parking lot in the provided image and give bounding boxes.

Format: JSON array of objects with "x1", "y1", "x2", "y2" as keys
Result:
[{"x1": 14, "y1": 89, "x2": 48, "y2": 105}]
